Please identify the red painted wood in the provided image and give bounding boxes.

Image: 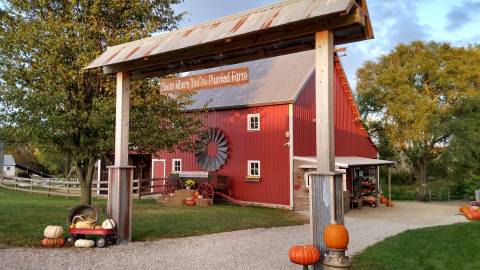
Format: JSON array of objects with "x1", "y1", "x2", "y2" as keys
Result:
[
  {"x1": 293, "y1": 62, "x2": 378, "y2": 158},
  {"x1": 155, "y1": 105, "x2": 291, "y2": 206}
]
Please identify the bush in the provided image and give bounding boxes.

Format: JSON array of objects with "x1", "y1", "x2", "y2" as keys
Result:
[{"x1": 462, "y1": 175, "x2": 480, "y2": 200}]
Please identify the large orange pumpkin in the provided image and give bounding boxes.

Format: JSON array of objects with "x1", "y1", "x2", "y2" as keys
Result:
[
  {"x1": 41, "y1": 238, "x2": 65, "y2": 248},
  {"x1": 323, "y1": 224, "x2": 349, "y2": 249},
  {"x1": 288, "y1": 245, "x2": 321, "y2": 266}
]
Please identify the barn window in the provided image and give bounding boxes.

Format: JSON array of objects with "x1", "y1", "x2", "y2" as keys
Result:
[
  {"x1": 247, "y1": 160, "x2": 260, "y2": 177},
  {"x1": 6, "y1": 167, "x2": 10, "y2": 171},
  {"x1": 247, "y1": 113, "x2": 260, "y2": 131},
  {"x1": 172, "y1": 159, "x2": 182, "y2": 172}
]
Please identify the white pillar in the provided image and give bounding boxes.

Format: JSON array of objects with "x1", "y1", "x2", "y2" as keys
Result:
[{"x1": 310, "y1": 31, "x2": 335, "y2": 267}]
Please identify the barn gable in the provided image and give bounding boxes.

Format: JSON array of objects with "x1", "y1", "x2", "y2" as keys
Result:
[{"x1": 293, "y1": 56, "x2": 378, "y2": 158}]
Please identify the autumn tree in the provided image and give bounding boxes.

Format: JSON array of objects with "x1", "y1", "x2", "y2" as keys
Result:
[
  {"x1": 356, "y1": 41, "x2": 480, "y2": 200},
  {"x1": 0, "y1": 0, "x2": 201, "y2": 204}
]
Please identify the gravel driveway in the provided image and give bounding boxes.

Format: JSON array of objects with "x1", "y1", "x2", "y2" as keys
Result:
[{"x1": 0, "y1": 201, "x2": 465, "y2": 270}]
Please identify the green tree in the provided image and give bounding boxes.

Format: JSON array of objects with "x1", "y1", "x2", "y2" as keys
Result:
[
  {"x1": 444, "y1": 94, "x2": 480, "y2": 196},
  {"x1": 356, "y1": 41, "x2": 480, "y2": 200},
  {"x1": 0, "y1": 0, "x2": 201, "y2": 204}
]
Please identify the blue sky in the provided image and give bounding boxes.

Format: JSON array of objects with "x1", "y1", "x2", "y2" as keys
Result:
[{"x1": 173, "y1": 0, "x2": 480, "y2": 89}]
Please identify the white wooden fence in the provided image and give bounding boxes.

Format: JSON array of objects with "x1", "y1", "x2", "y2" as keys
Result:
[{"x1": 0, "y1": 176, "x2": 143, "y2": 198}]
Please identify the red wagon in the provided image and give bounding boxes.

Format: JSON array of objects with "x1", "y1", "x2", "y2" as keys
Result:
[
  {"x1": 67, "y1": 228, "x2": 116, "y2": 248},
  {"x1": 66, "y1": 205, "x2": 117, "y2": 248}
]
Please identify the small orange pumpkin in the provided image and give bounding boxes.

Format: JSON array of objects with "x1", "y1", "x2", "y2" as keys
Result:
[
  {"x1": 380, "y1": 197, "x2": 387, "y2": 204},
  {"x1": 323, "y1": 224, "x2": 349, "y2": 249},
  {"x1": 41, "y1": 238, "x2": 65, "y2": 248},
  {"x1": 288, "y1": 244, "x2": 321, "y2": 266},
  {"x1": 185, "y1": 199, "x2": 195, "y2": 206},
  {"x1": 193, "y1": 191, "x2": 200, "y2": 198}
]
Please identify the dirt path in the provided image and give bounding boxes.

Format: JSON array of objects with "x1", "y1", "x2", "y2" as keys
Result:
[{"x1": 0, "y1": 201, "x2": 466, "y2": 270}]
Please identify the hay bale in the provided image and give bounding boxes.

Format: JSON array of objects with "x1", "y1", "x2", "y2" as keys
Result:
[
  {"x1": 195, "y1": 198, "x2": 212, "y2": 207},
  {"x1": 174, "y1": 189, "x2": 195, "y2": 200}
]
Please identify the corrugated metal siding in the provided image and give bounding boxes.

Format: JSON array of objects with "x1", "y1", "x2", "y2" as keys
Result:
[
  {"x1": 86, "y1": 0, "x2": 354, "y2": 69},
  {"x1": 187, "y1": 51, "x2": 314, "y2": 110},
  {"x1": 293, "y1": 60, "x2": 378, "y2": 158},
  {"x1": 155, "y1": 104, "x2": 291, "y2": 206}
]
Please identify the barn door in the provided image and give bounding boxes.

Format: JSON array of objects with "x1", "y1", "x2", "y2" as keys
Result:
[{"x1": 151, "y1": 159, "x2": 166, "y2": 193}]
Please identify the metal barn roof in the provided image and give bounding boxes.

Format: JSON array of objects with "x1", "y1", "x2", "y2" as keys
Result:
[
  {"x1": 85, "y1": 0, "x2": 373, "y2": 79},
  {"x1": 3, "y1": 154, "x2": 16, "y2": 166},
  {"x1": 186, "y1": 50, "x2": 314, "y2": 110}
]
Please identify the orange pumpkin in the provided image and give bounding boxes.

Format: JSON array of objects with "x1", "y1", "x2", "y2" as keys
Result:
[
  {"x1": 193, "y1": 191, "x2": 200, "y2": 198},
  {"x1": 380, "y1": 197, "x2": 387, "y2": 204},
  {"x1": 41, "y1": 238, "x2": 65, "y2": 248},
  {"x1": 288, "y1": 245, "x2": 321, "y2": 266},
  {"x1": 459, "y1": 206, "x2": 469, "y2": 213},
  {"x1": 185, "y1": 199, "x2": 195, "y2": 206},
  {"x1": 323, "y1": 224, "x2": 349, "y2": 249},
  {"x1": 466, "y1": 211, "x2": 474, "y2": 220}
]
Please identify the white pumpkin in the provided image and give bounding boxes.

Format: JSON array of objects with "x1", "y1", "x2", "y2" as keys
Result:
[
  {"x1": 44, "y1": 225, "x2": 64, "y2": 239},
  {"x1": 101, "y1": 219, "x2": 116, "y2": 229},
  {"x1": 74, "y1": 239, "x2": 95, "y2": 248}
]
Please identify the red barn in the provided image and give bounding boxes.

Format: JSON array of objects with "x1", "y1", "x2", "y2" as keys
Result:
[{"x1": 153, "y1": 50, "x2": 390, "y2": 210}]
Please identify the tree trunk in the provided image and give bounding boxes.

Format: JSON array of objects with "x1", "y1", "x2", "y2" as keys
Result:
[
  {"x1": 416, "y1": 159, "x2": 428, "y2": 201},
  {"x1": 76, "y1": 158, "x2": 96, "y2": 205}
]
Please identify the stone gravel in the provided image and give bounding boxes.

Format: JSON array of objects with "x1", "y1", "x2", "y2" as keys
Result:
[{"x1": 0, "y1": 201, "x2": 465, "y2": 270}]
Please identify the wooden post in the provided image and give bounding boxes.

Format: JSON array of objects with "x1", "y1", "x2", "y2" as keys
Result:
[
  {"x1": 310, "y1": 30, "x2": 335, "y2": 268},
  {"x1": 30, "y1": 179, "x2": 33, "y2": 194},
  {"x1": 47, "y1": 181, "x2": 50, "y2": 197},
  {"x1": 108, "y1": 71, "x2": 134, "y2": 243},
  {"x1": 375, "y1": 165, "x2": 380, "y2": 207},
  {"x1": 388, "y1": 166, "x2": 392, "y2": 204}
]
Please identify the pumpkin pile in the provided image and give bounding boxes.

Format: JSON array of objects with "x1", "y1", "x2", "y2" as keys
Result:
[
  {"x1": 42, "y1": 226, "x2": 65, "y2": 248},
  {"x1": 459, "y1": 205, "x2": 480, "y2": 221}
]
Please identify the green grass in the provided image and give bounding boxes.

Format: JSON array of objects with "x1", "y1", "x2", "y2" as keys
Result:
[
  {"x1": 0, "y1": 188, "x2": 307, "y2": 247},
  {"x1": 354, "y1": 222, "x2": 480, "y2": 270}
]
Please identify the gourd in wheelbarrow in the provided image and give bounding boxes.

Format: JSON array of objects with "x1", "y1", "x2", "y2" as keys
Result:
[{"x1": 101, "y1": 219, "x2": 116, "y2": 229}]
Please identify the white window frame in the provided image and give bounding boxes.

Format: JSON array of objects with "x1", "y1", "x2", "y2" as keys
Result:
[
  {"x1": 247, "y1": 160, "x2": 261, "y2": 177},
  {"x1": 247, "y1": 113, "x2": 260, "y2": 131},
  {"x1": 172, "y1": 159, "x2": 182, "y2": 172}
]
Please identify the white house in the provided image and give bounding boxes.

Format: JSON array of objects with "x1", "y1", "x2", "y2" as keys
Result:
[{"x1": 3, "y1": 154, "x2": 16, "y2": 177}]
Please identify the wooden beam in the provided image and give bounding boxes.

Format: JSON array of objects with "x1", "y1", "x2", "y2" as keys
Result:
[
  {"x1": 310, "y1": 30, "x2": 335, "y2": 268},
  {"x1": 315, "y1": 31, "x2": 335, "y2": 173},
  {"x1": 114, "y1": 72, "x2": 130, "y2": 166}
]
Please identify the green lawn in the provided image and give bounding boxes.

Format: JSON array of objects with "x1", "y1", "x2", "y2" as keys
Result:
[
  {"x1": 354, "y1": 222, "x2": 480, "y2": 270},
  {"x1": 0, "y1": 188, "x2": 307, "y2": 247}
]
